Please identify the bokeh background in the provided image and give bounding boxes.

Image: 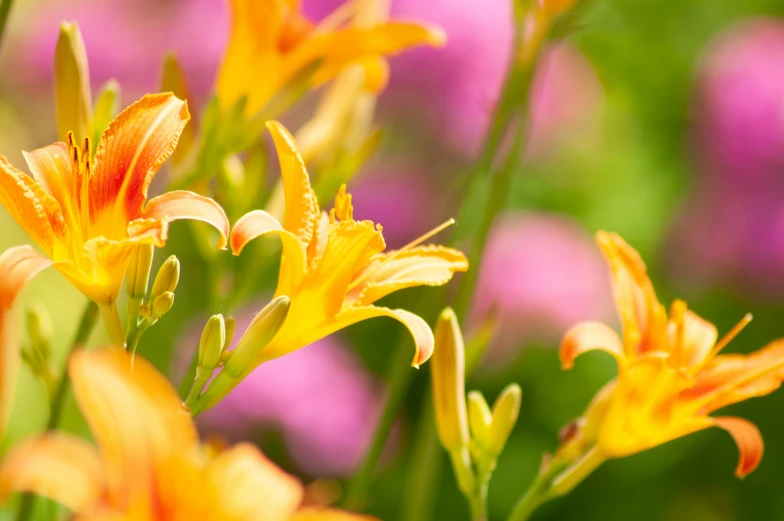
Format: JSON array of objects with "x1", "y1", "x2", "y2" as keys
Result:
[{"x1": 2, "y1": 0, "x2": 784, "y2": 520}]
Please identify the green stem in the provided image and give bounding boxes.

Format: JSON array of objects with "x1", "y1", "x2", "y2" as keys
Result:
[
  {"x1": 178, "y1": 348, "x2": 200, "y2": 401},
  {"x1": 0, "y1": 0, "x2": 14, "y2": 53},
  {"x1": 342, "y1": 339, "x2": 416, "y2": 510},
  {"x1": 98, "y1": 300, "x2": 125, "y2": 347},
  {"x1": 15, "y1": 300, "x2": 99, "y2": 521},
  {"x1": 400, "y1": 397, "x2": 442, "y2": 521},
  {"x1": 126, "y1": 320, "x2": 152, "y2": 356}
]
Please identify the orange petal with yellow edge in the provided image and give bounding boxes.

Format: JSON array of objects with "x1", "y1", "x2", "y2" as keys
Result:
[
  {"x1": 91, "y1": 93, "x2": 190, "y2": 223},
  {"x1": 0, "y1": 156, "x2": 64, "y2": 254},
  {"x1": 22, "y1": 142, "x2": 76, "y2": 212},
  {"x1": 713, "y1": 416, "x2": 764, "y2": 478},
  {"x1": 230, "y1": 209, "x2": 308, "y2": 296},
  {"x1": 68, "y1": 348, "x2": 198, "y2": 509},
  {"x1": 267, "y1": 121, "x2": 320, "y2": 244},
  {"x1": 291, "y1": 507, "x2": 379, "y2": 521},
  {"x1": 560, "y1": 321, "x2": 625, "y2": 370},
  {"x1": 207, "y1": 443, "x2": 303, "y2": 521},
  {"x1": 0, "y1": 434, "x2": 105, "y2": 511},
  {"x1": 351, "y1": 245, "x2": 468, "y2": 306},
  {"x1": 142, "y1": 190, "x2": 230, "y2": 249}
]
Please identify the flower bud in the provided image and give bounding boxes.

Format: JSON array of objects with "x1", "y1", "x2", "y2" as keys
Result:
[
  {"x1": 161, "y1": 52, "x2": 195, "y2": 165},
  {"x1": 467, "y1": 390, "x2": 493, "y2": 452},
  {"x1": 223, "y1": 316, "x2": 237, "y2": 351},
  {"x1": 199, "y1": 315, "x2": 226, "y2": 374},
  {"x1": 25, "y1": 302, "x2": 52, "y2": 355},
  {"x1": 92, "y1": 80, "x2": 120, "y2": 144},
  {"x1": 126, "y1": 244, "x2": 154, "y2": 300},
  {"x1": 431, "y1": 307, "x2": 469, "y2": 452},
  {"x1": 150, "y1": 291, "x2": 175, "y2": 318},
  {"x1": 223, "y1": 296, "x2": 291, "y2": 378},
  {"x1": 487, "y1": 383, "x2": 522, "y2": 457},
  {"x1": 151, "y1": 256, "x2": 180, "y2": 302},
  {"x1": 54, "y1": 21, "x2": 92, "y2": 143}
]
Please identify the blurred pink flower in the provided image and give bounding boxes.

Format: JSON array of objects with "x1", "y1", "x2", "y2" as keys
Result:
[
  {"x1": 470, "y1": 212, "x2": 614, "y2": 362},
  {"x1": 199, "y1": 312, "x2": 387, "y2": 477},
  {"x1": 668, "y1": 19, "x2": 784, "y2": 296},
  {"x1": 12, "y1": 0, "x2": 226, "y2": 102}
]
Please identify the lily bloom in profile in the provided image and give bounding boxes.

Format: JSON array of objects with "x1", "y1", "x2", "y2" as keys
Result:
[
  {"x1": 0, "y1": 93, "x2": 230, "y2": 340},
  {"x1": 0, "y1": 246, "x2": 54, "y2": 441},
  {"x1": 221, "y1": 121, "x2": 467, "y2": 405},
  {"x1": 0, "y1": 347, "x2": 377, "y2": 521},
  {"x1": 559, "y1": 231, "x2": 784, "y2": 478},
  {"x1": 216, "y1": 0, "x2": 446, "y2": 116}
]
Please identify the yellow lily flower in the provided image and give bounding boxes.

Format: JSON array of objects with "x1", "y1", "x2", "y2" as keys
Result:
[
  {"x1": 0, "y1": 246, "x2": 54, "y2": 441},
  {"x1": 0, "y1": 93, "x2": 230, "y2": 328},
  {"x1": 216, "y1": 0, "x2": 446, "y2": 116},
  {"x1": 226, "y1": 121, "x2": 467, "y2": 390},
  {"x1": 0, "y1": 347, "x2": 376, "y2": 521},
  {"x1": 560, "y1": 231, "x2": 784, "y2": 477}
]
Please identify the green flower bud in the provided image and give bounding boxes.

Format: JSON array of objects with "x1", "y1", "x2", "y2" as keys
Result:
[
  {"x1": 126, "y1": 244, "x2": 154, "y2": 300},
  {"x1": 92, "y1": 80, "x2": 120, "y2": 145},
  {"x1": 151, "y1": 256, "x2": 180, "y2": 301},
  {"x1": 199, "y1": 315, "x2": 226, "y2": 374},
  {"x1": 431, "y1": 307, "x2": 469, "y2": 452},
  {"x1": 161, "y1": 52, "x2": 194, "y2": 165},
  {"x1": 467, "y1": 390, "x2": 493, "y2": 450},
  {"x1": 487, "y1": 383, "x2": 522, "y2": 457},
  {"x1": 223, "y1": 316, "x2": 237, "y2": 351},
  {"x1": 150, "y1": 291, "x2": 175, "y2": 318},
  {"x1": 55, "y1": 21, "x2": 92, "y2": 142},
  {"x1": 25, "y1": 302, "x2": 53, "y2": 356},
  {"x1": 223, "y1": 296, "x2": 291, "y2": 378}
]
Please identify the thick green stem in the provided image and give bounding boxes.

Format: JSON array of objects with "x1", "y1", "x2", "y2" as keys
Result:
[
  {"x1": 98, "y1": 300, "x2": 125, "y2": 347},
  {"x1": 15, "y1": 300, "x2": 99, "y2": 521}
]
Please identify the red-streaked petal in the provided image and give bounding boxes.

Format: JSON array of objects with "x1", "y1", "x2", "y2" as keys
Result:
[
  {"x1": 0, "y1": 156, "x2": 63, "y2": 254},
  {"x1": 266, "y1": 121, "x2": 320, "y2": 244},
  {"x1": 68, "y1": 348, "x2": 198, "y2": 507},
  {"x1": 560, "y1": 321, "x2": 625, "y2": 370},
  {"x1": 0, "y1": 434, "x2": 105, "y2": 511},
  {"x1": 713, "y1": 416, "x2": 764, "y2": 478},
  {"x1": 142, "y1": 190, "x2": 230, "y2": 249},
  {"x1": 230, "y1": 210, "x2": 308, "y2": 296},
  {"x1": 91, "y1": 93, "x2": 190, "y2": 223}
]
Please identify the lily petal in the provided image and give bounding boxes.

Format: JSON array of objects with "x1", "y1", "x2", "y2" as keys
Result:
[
  {"x1": 713, "y1": 417, "x2": 764, "y2": 478},
  {"x1": 291, "y1": 507, "x2": 379, "y2": 520},
  {"x1": 0, "y1": 434, "x2": 105, "y2": 511},
  {"x1": 230, "y1": 209, "x2": 308, "y2": 296},
  {"x1": 679, "y1": 309, "x2": 718, "y2": 369},
  {"x1": 595, "y1": 231, "x2": 667, "y2": 358},
  {"x1": 0, "y1": 155, "x2": 64, "y2": 254},
  {"x1": 22, "y1": 142, "x2": 76, "y2": 213},
  {"x1": 68, "y1": 348, "x2": 198, "y2": 512},
  {"x1": 267, "y1": 121, "x2": 320, "y2": 244},
  {"x1": 351, "y1": 245, "x2": 468, "y2": 306},
  {"x1": 207, "y1": 443, "x2": 303, "y2": 521},
  {"x1": 560, "y1": 321, "x2": 626, "y2": 370},
  {"x1": 142, "y1": 190, "x2": 230, "y2": 249},
  {"x1": 91, "y1": 93, "x2": 190, "y2": 225}
]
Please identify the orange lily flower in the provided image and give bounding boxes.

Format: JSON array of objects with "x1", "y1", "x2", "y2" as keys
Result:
[
  {"x1": 560, "y1": 231, "x2": 784, "y2": 477},
  {"x1": 214, "y1": 121, "x2": 467, "y2": 409},
  {"x1": 0, "y1": 347, "x2": 377, "y2": 521},
  {"x1": 216, "y1": 0, "x2": 446, "y2": 116},
  {"x1": 0, "y1": 93, "x2": 230, "y2": 333},
  {"x1": 0, "y1": 246, "x2": 53, "y2": 441}
]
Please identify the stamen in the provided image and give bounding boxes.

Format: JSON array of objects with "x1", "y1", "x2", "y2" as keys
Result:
[{"x1": 710, "y1": 313, "x2": 753, "y2": 358}]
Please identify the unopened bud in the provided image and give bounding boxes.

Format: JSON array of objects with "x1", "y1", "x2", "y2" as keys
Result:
[
  {"x1": 25, "y1": 302, "x2": 52, "y2": 355},
  {"x1": 467, "y1": 391, "x2": 492, "y2": 450},
  {"x1": 92, "y1": 80, "x2": 120, "y2": 143},
  {"x1": 223, "y1": 316, "x2": 237, "y2": 350},
  {"x1": 431, "y1": 307, "x2": 469, "y2": 452},
  {"x1": 151, "y1": 256, "x2": 180, "y2": 301},
  {"x1": 223, "y1": 296, "x2": 291, "y2": 378},
  {"x1": 126, "y1": 244, "x2": 154, "y2": 300},
  {"x1": 199, "y1": 315, "x2": 226, "y2": 374},
  {"x1": 55, "y1": 21, "x2": 92, "y2": 143},
  {"x1": 151, "y1": 291, "x2": 175, "y2": 318},
  {"x1": 487, "y1": 384, "x2": 522, "y2": 457},
  {"x1": 161, "y1": 52, "x2": 195, "y2": 165}
]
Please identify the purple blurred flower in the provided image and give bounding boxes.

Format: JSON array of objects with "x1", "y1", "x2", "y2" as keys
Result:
[
  {"x1": 12, "y1": 0, "x2": 226, "y2": 102},
  {"x1": 668, "y1": 19, "x2": 784, "y2": 296},
  {"x1": 470, "y1": 212, "x2": 614, "y2": 362},
  {"x1": 199, "y1": 311, "x2": 387, "y2": 477}
]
